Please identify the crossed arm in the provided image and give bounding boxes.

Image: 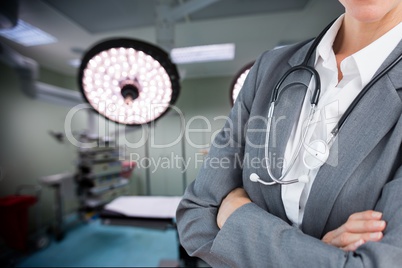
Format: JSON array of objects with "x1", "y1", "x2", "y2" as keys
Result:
[
  {"x1": 177, "y1": 167, "x2": 402, "y2": 267},
  {"x1": 217, "y1": 188, "x2": 386, "y2": 252}
]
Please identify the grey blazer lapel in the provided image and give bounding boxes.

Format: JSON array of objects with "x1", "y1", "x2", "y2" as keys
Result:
[
  {"x1": 302, "y1": 41, "x2": 402, "y2": 238},
  {"x1": 267, "y1": 41, "x2": 314, "y2": 178},
  {"x1": 253, "y1": 41, "x2": 314, "y2": 223}
]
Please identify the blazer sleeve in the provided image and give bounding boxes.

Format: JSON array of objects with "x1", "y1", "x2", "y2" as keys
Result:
[
  {"x1": 176, "y1": 50, "x2": 263, "y2": 267},
  {"x1": 176, "y1": 49, "x2": 402, "y2": 267},
  {"x1": 208, "y1": 166, "x2": 402, "y2": 268}
]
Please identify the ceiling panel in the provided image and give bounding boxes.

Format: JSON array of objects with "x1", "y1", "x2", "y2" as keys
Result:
[
  {"x1": 189, "y1": 0, "x2": 308, "y2": 20},
  {"x1": 43, "y1": 0, "x2": 155, "y2": 33},
  {"x1": 42, "y1": 0, "x2": 308, "y2": 34}
]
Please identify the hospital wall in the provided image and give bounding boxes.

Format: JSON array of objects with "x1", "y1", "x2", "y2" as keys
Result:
[{"x1": 0, "y1": 61, "x2": 233, "y2": 231}]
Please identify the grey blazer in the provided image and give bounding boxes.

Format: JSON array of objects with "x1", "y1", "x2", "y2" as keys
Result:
[{"x1": 176, "y1": 39, "x2": 402, "y2": 267}]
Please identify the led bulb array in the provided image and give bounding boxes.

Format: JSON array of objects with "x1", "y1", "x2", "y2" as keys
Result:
[
  {"x1": 230, "y1": 62, "x2": 254, "y2": 105},
  {"x1": 79, "y1": 39, "x2": 180, "y2": 125},
  {"x1": 232, "y1": 69, "x2": 250, "y2": 104}
]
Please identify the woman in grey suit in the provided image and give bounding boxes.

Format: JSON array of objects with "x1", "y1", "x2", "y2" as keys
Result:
[{"x1": 177, "y1": 0, "x2": 402, "y2": 267}]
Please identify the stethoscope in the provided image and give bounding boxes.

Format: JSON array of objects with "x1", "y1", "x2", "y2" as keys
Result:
[{"x1": 250, "y1": 19, "x2": 402, "y2": 186}]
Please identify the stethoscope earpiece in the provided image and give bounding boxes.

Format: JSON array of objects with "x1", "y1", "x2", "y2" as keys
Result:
[
  {"x1": 249, "y1": 173, "x2": 275, "y2": 185},
  {"x1": 249, "y1": 173, "x2": 259, "y2": 183},
  {"x1": 249, "y1": 173, "x2": 298, "y2": 185}
]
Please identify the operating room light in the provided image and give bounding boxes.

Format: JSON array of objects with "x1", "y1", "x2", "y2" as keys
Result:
[
  {"x1": 230, "y1": 62, "x2": 254, "y2": 105},
  {"x1": 78, "y1": 38, "x2": 180, "y2": 125}
]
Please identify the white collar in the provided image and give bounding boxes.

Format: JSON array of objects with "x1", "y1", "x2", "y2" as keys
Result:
[
  {"x1": 351, "y1": 21, "x2": 402, "y2": 87},
  {"x1": 315, "y1": 14, "x2": 402, "y2": 88},
  {"x1": 314, "y1": 15, "x2": 344, "y2": 66}
]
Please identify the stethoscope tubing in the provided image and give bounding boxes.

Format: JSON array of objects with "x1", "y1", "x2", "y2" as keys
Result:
[{"x1": 265, "y1": 102, "x2": 316, "y2": 185}]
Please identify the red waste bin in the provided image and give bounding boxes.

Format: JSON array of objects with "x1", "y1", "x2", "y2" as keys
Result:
[
  {"x1": 0, "y1": 195, "x2": 37, "y2": 251},
  {"x1": 121, "y1": 161, "x2": 136, "y2": 179}
]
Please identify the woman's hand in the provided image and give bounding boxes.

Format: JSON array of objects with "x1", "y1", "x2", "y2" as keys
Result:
[
  {"x1": 217, "y1": 188, "x2": 251, "y2": 229},
  {"x1": 322, "y1": 210, "x2": 386, "y2": 251}
]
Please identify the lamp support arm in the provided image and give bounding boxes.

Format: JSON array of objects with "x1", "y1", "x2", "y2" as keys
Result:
[{"x1": 155, "y1": 0, "x2": 220, "y2": 52}]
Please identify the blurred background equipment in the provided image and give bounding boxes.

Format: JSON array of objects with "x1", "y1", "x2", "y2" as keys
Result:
[{"x1": 75, "y1": 136, "x2": 134, "y2": 218}]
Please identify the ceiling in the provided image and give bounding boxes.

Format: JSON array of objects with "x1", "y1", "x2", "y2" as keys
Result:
[{"x1": 0, "y1": 0, "x2": 344, "y2": 81}]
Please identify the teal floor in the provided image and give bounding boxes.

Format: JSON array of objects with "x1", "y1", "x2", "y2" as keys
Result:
[{"x1": 16, "y1": 220, "x2": 179, "y2": 267}]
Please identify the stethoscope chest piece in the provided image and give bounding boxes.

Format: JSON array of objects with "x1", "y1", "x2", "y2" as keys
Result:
[{"x1": 302, "y1": 139, "x2": 329, "y2": 169}]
